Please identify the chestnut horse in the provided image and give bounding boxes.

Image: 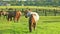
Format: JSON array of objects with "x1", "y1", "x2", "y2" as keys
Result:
[
  {"x1": 14, "y1": 10, "x2": 22, "y2": 22},
  {"x1": 24, "y1": 9, "x2": 39, "y2": 32}
]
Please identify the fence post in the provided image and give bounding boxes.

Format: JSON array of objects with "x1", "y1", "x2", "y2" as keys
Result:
[
  {"x1": 36, "y1": 9, "x2": 38, "y2": 13},
  {"x1": 54, "y1": 9, "x2": 56, "y2": 16},
  {"x1": 43, "y1": 10, "x2": 44, "y2": 13},
  {"x1": 44, "y1": 9, "x2": 47, "y2": 16}
]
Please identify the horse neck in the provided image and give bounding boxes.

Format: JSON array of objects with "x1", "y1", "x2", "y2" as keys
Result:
[{"x1": 26, "y1": 11, "x2": 31, "y2": 17}]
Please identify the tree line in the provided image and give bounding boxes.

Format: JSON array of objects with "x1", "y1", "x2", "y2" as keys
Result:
[{"x1": 0, "y1": 0, "x2": 60, "y2": 6}]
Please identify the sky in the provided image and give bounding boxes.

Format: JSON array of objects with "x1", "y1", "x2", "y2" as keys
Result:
[
  {"x1": 19, "y1": 0, "x2": 27, "y2": 1},
  {"x1": 3, "y1": 0, "x2": 27, "y2": 1},
  {"x1": 2, "y1": 0, "x2": 35, "y2": 1}
]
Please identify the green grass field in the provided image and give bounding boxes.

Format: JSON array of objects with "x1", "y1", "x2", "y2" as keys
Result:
[{"x1": 0, "y1": 16, "x2": 60, "y2": 34}]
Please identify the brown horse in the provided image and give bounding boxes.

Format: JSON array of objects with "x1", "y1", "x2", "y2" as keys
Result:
[
  {"x1": 14, "y1": 10, "x2": 22, "y2": 22},
  {"x1": 24, "y1": 9, "x2": 39, "y2": 32},
  {"x1": 0, "y1": 10, "x2": 8, "y2": 19},
  {"x1": 2, "y1": 11, "x2": 8, "y2": 18},
  {"x1": 0, "y1": 10, "x2": 2, "y2": 17}
]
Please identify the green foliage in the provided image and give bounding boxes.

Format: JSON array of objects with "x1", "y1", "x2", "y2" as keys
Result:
[{"x1": 0, "y1": 0, "x2": 60, "y2": 6}]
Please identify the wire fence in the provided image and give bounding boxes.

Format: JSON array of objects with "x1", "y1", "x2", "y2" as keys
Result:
[
  {"x1": 0, "y1": 8, "x2": 60, "y2": 16},
  {"x1": 21, "y1": 9, "x2": 60, "y2": 16}
]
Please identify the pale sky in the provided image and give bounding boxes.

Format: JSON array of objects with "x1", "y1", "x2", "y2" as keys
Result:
[
  {"x1": 19, "y1": 0, "x2": 27, "y2": 1},
  {"x1": 3, "y1": 0, "x2": 35, "y2": 1},
  {"x1": 3, "y1": 0, "x2": 27, "y2": 1}
]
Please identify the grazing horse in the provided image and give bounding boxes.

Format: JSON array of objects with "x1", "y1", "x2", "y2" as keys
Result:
[{"x1": 24, "y1": 9, "x2": 39, "y2": 32}]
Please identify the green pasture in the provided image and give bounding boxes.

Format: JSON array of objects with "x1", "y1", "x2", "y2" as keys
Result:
[{"x1": 0, "y1": 16, "x2": 60, "y2": 34}]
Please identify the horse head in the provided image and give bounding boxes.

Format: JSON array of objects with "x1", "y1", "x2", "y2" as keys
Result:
[
  {"x1": 24, "y1": 9, "x2": 32, "y2": 18},
  {"x1": 24, "y1": 10, "x2": 29, "y2": 18}
]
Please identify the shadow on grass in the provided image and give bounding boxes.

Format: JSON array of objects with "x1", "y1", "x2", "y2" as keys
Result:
[{"x1": 0, "y1": 29, "x2": 20, "y2": 34}]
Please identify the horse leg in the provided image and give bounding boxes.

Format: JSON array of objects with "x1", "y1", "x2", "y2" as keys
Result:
[
  {"x1": 7, "y1": 16, "x2": 9, "y2": 21},
  {"x1": 7, "y1": 17, "x2": 10, "y2": 22},
  {"x1": 17, "y1": 18, "x2": 18, "y2": 22},
  {"x1": 0, "y1": 14, "x2": 2, "y2": 19},
  {"x1": 7, "y1": 15, "x2": 12, "y2": 21},
  {"x1": 13, "y1": 17, "x2": 15, "y2": 22},
  {"x1": 33, "y1": 22, "x2": 36, "y2": 31},
  {"x1": 29, "y1": 18, "x2": 32, "y2": 32},
  {"x1": 29, "y1": 22, "x2": 32, "y2": 32},
  {"x1": 14, "y1": 17, "x2": 17, "y2": 22},
  {"x1": 17, "y1": 16, "x2": 20, "y2": 22},
  {"x1": 0, "y1": 15, "x2": 1, "y2": 18},
  {"x1": 10, "y1": 17, "x2": 12, "y2": 21}
]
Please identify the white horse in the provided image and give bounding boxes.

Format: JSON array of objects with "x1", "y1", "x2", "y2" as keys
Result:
[{"x1": 24, "y1": 10, "x2": 39, "y2": 32}]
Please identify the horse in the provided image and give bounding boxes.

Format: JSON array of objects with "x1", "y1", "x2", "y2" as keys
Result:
[
  {"x1": 0, "y1": 10, "x2": 2, "y2": 17},
  {"x1": 14, "y1": 10, "x2": 22, "y2": 22},
  {"x1": 24, "y1": 9, "x2": 39, "y2": 32},
  {"x1": 7, "y1": 11, "x2": 16, "y2": 21},
  {"x1": 7, "y1": 9, "x2": 22, "y2": 22},
  {"x1": 1, "y1": 11, "x2": 8, "y2": 18}
]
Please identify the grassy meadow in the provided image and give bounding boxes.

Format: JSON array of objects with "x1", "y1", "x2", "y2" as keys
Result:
[
  {"x1": 0, "y1": 6, "x2": 60, "y2": 34},
  {"x1": 0, "y1": 16, "x2": 60, "y2": 34}
]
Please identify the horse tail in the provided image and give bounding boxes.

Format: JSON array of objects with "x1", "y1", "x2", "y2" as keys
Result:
[{"x1": 29, "y1": 14, "x2": 36, "y2": 32}]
